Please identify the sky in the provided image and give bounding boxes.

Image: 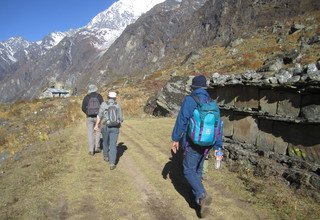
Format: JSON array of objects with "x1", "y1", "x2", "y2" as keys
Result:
[{"x1": 0, "y1": 0, "x2": 117, "y2": 42}]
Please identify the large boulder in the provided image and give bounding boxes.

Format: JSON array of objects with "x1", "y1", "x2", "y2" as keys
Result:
[{"x1": 145, "y1": 76, "x2": 191, "y2": 116}]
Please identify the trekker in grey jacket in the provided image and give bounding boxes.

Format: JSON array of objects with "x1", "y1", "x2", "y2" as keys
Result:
[{"x1": 94, "y1": 91, "x2": 123, "y2": 170}]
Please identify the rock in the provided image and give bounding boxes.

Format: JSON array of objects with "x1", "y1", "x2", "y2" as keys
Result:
[
  {"x1": 231, "y1": 38, "x2": 244, "y2": 47},
  {"x1": 308, "y1": 35, "x2": 320, "y2": 45},
  {"x1": 275, "y1": 70, "x2": 293, "y2": 84},
  {"x1": 212, "y1": 72, "x2": 220, "y2": 78},
  {"x1": 282, "y1": 169, "x2": 305, "y2": 188},
  {"x1": 310, "y1": 174, "x2": 320, "y2": 190},
  {"x1": 242, "y1": 70, "x2": 261, "y2": 81},
  {"x1": 287, "y1": 75, "x2": 300, "y2": 83},
  {"x1": 311, "y1": 192, "x2": 320, "y2": 203},
  {"x1": 145, "y1": 76, "x2": 190, "y2": 116},
  {"x1": 307, "y1": 63, "x2": 318, "y2": 74},
  {"x1": 181, "y1": 51, "x2": 201, "y2": 65},
  {"x1": 212, "y1": 74, "x2": 228, "y2": 85},
  {"x1": 269, "y1": 77, "x2": 278, "y2": 84},
  {"x1": 291, "y1": 63, "x2": 304, "y2": 75},
  {"x1": 282, "y1": 49, "x2": 300, "y2": 64},
  {"x1": 261, "y1": 72, "x2": 275, "y2": 79},
  {"x1": 13, "y1": 153, "x2": 22, "y2": 162},
  {"x1": 251, "y1": 71, "x2": 263, "y2": 80},
  {"x1": 301, "y1": 104, "x2": 320, "y2": 121},
  {"x1": 0, "y1": 118, "x2": 9, "y2": 126},
  {"x1": 309, "y1": 71, "x2": 320, "y2": 81},
  {"x1": 289, "y1": 23, "x2": 305, "y2": 34},
  {"x1": 259, "y1": 58, "x2": 283, "y2": 72},
  {"x1": 317, "y1": 59, "x2": 320, "y2": 70},
  {"x1": 0, "y1": 151, "x2": 10, "y2": 165},
  {"x1": 242, "y1": 71, "x2": 254, "y2": 80}
]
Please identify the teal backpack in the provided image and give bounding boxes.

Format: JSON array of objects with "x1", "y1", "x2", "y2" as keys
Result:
[{"x1": 187, "y1": 94, "x2": 223, "y2": 147}]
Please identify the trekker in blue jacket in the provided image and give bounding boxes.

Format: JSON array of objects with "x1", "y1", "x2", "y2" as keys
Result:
[{"x1": 171, "y1": 75, "x2": 222, "y2": 218}]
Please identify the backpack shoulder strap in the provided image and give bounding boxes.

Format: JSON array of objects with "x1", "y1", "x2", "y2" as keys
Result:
[
  {"x1": 190, "y1": 94, "x2": 200, "y2": 104},
  {"x1": 190, "y1": 94, "x2": 211, "y2": 104}
]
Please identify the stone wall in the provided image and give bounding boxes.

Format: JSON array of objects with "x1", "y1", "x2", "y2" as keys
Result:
[
  {"x1": 145, "y1": 62, "x2": 320, "y2": 193},
  {"x1": 209, "y1": 85, "x2": 320, "y2": 163}
]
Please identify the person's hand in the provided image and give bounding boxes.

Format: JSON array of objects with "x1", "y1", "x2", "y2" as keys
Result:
[
  {"x1": 172, "y1": 141, "x2": 179, "y2": 154},
  {"x1": 214, "y1": 149, "x2": 218, "y2": 158},
  {"x1": 94, "y1": 125, "x2": 100, "y2": 131}
]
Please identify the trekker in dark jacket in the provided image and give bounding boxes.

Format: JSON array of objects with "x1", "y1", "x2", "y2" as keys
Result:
[
  {"x1": 171, "y1": 75, "x2": 222, "y2": 218},
  {"x1": 81, "y1": 84, "x2": 104, "y2": 155}
]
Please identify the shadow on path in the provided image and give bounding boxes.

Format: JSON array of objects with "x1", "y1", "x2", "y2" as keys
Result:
[
  {"x1": 162, "y1": 149, "x2": 199, "y2": 215},
  {"x1": 116, "y1": 142, "x2": 127, "y2": 165}
]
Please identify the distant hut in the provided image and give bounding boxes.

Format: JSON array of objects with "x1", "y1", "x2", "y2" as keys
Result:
[{"x1": 41, "y1": 88, "x2": 70, "y2": 98}]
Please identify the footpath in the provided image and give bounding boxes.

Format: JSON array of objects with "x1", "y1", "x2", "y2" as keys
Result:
[{"x1": 0, "y1": 118, "x2": 288, "y2": 219}]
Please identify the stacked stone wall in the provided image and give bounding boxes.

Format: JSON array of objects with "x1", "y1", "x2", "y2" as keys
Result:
[
  {"x1": 146, "y1": 64, "x2": 320, "y2": 193},
  {"x1": 209, "y1": 85, "x2": 320, "y2": 163}
]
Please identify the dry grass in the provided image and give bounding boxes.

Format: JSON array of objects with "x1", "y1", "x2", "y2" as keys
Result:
[
  {"x1": 117, "y1": 86, "x2": 150, "y2": 117},
  {"x1": 0, "y1": 97, "x2": 83, "y2": 154},
  {"x1": 212, "y1": 161, "x2": 320, "y2": 220}
]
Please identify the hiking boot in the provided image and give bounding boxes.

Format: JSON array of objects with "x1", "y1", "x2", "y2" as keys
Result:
[
  {"x1": 88, "y1": 152, "x2": 94, "y2": 156},
  {"x1": 104, "y1": 157, "x2": 109, "y2": 162},
  {"x1": 198, "y1": 193, "x2": 212, "y2": 218},
  {"x1": 110, "y1": 164, "x2": 116, "y2": 170},
  {"x1": 95, "y1": 149, "x2": 101, "y2": 153}
]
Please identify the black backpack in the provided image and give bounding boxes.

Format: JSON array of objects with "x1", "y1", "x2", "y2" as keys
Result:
[{"x1": 86, "y1": 96, "x2": 100, "y2": 116}]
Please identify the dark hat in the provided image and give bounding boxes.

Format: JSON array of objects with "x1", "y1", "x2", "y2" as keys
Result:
[{"x1": 191, "y1": 75, "x2": 207, "y2": 88}]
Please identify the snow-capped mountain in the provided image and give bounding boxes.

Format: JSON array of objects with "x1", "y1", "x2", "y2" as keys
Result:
[
  {"x1": 0, "y1": 0, "x2": 165, "y2": 102},
  {"x1": 0, "y1": 37, "x2": 35, "y2": 80},
  {"x1": 39, "y1": 32, "x2": 68, "y2": 50},
  {"x1": 81, "y1": 0, "x2": 165, "y2": 50}
]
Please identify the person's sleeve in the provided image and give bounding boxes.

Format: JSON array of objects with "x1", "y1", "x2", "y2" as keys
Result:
[
  {"x1": 213, "y1": 134, "x2": 223, "y2": 150},
  {"x1": 98, "y1": 94, "x2": 104, "y2": 103},
  {"x1": 171, "y1": 96, "x2": 195, "y2": 142},
  {"x1": 118, "y1": 104, "x2": 124, "y2": 122},
  {"x1": 213, "y1": 118, "x2": 223, "y2": 150},
  {"x1": 98, "y1": 102, "x2": 106, "y2": 119},
  {"x1": 81, "y1": 96, "x2": 88, "y2": 114}
]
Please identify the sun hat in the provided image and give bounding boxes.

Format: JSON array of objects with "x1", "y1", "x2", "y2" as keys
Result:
[
  {"x1": 108, "y1": 91, "x2": 117, "y2": 98},
  {"x1": 191, "y1": 75, "x2": 207, "y2": 88},
  {"x1": 88, "y1": 84, "x2": 98, "y2": 93}
]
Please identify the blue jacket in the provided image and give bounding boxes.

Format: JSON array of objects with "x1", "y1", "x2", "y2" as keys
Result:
[{"x1": 171, "y1": 88, "x2": 223, "y2": 149}]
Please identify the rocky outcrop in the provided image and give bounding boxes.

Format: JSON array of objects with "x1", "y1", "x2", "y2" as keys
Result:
[{"x1": 144, "y1": 76, "x2": 192, "y2": 116}]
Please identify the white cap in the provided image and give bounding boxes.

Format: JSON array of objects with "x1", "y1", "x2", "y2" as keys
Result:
[{"x1": 108, "y1": 91, "x2": 117, "y2": 98}]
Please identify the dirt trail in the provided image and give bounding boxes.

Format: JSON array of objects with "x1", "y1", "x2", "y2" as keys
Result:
[{"x1": 0, "y1": 118, "x2": 283, "y2": 219}]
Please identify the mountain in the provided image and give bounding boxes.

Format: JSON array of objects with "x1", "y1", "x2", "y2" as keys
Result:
[
  {"x1": 0, "y1": 37, "x2": 32, "y2": 80},
  {"x1": 0, "y1": 0, "x2": 165, "y2": 102},
  {"x1": 92, "y1": 0, "x2": 320, "y2": 80}
]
